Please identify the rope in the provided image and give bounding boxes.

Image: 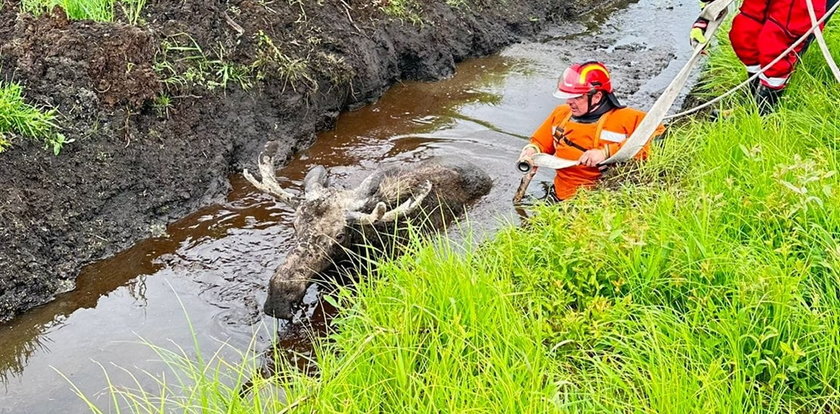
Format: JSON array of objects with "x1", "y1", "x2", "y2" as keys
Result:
[
  {"x1": 664, "y1": 0, "x2": 840, "y2": 120},
  {"x1": 807, "y1": 0, "x2": 840, "y2": 82}
]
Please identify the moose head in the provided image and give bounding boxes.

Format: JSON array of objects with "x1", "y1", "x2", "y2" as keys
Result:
[{"x1": 244, "y1": 141, "x2": 492, "y2": 319}]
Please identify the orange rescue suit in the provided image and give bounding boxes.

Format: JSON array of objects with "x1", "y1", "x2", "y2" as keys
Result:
[{"x1": 528, "y1": 104, "x2": 665, "y2": 200}]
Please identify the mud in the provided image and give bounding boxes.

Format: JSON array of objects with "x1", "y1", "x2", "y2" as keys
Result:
[{"x1": 0, "y1": 0, "x2": 613, "y2": 322}]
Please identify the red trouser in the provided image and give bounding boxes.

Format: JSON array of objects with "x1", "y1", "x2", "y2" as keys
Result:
[{"x1": 729, "y1": 0, "x2": 828, "y2": 89}]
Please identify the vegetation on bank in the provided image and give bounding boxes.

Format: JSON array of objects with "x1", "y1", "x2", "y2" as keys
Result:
[
  {"x1": 18, "y1": 0, "x2": 474, "y2": 25},
  {"x1": 7, "y1": 0, "x2": 480, "y2": 156},
  {"x1": 20, "y1": 0, "x2": 146, "y2": 23},
  {"x1": 71, "y1": 21, "x2": 840, "y2": 414},
  {"x1": 0, "y1": 80, "x2": 68, "y2": 154},
  {"x1": 379, "y1": 0, "x2": 475, "y2": 24}
]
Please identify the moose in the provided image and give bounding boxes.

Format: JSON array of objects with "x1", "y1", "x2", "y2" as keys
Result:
[{"x1": 244, "y1": 141, "x2": 492, "y2": 319}]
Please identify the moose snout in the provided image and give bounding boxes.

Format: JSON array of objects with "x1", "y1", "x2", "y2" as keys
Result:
[
  {"x1": 263, "y1": 277, "x2": 309, "y2": 320},
  {"x1": 263, "y1": 296, "x2": 295, "y2": 320}
]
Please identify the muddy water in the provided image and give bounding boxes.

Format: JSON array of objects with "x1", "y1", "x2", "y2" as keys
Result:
[{"x1": 1, "y1": 1, "x2": 698, "y2": 412}]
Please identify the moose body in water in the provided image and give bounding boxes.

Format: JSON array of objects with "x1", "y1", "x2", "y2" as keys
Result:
[{"x1": 244, "y1": 142, "x2": 492, "y2": 319}]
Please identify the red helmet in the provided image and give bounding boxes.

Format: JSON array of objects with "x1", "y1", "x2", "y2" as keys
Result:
[{"x1": 553, "y1": 61, "x2": 614, "y2": 99}]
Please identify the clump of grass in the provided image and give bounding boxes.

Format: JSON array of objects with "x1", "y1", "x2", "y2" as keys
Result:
[
  {"x1": 0, "y1": 80, "x2": 70, "y2": 155},
  {"x1": 20, "y1": 0, "x2": 146, "y2": 23},
  {"x1": 378, "y1": 0, "x2": 478, "y2": 24},
  {"x1": 252, "y1": 30, "x2": 316, "y2": 93},
  {"x1": 377, "y1": 0, "x2": 424, "y2": 25},
  {"x1": 21, "y1": 0, "x2": 115, "y2": 21},
  {"x1": 154, "y1": 33, "x2": 254, "y2": 92}
]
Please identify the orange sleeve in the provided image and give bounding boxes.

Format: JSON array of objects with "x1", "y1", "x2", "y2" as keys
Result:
[
  {"x1": 527, "y1": 106, "x2": 569, "y2": 154},
  {"x1": 603, "y1": 110, "x2": 665, "y2": 157}
]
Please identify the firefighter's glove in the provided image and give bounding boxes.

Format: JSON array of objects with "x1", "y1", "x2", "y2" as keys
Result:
[{"x1": 690, "y1": 17, "x2": 709, "y2": 47}]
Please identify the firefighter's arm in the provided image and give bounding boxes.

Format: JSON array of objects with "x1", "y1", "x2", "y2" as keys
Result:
[{"x1": 519, "y1": 109, "x2": 559, "y2": 161}]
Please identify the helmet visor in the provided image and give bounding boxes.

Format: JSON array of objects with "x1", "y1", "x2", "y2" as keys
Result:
[{"x1": 553, "y1": 89, "x2": 584, "y2": 100}]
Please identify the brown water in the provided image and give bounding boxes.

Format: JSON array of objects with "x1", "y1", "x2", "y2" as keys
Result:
[{"x1": 0, "y1": 1, "x2": 699, "y2": 411}]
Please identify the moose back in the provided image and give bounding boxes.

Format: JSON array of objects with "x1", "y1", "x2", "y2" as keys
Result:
[{"x1": 244, "y1": 142, "x2": 492, "y2": 319}]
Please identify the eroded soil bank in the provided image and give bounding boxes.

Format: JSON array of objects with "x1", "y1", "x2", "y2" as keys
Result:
[{"x1": 0, "y1": 0, "x2": 610, "y2": 322}]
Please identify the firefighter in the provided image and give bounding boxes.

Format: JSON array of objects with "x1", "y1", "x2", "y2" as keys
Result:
[
  {"x1": 517, "y1": 62, "x2": 665, "y2": 201},
  {"x1": 690, "y1": 0, "x2": 835, "y2": 114}
]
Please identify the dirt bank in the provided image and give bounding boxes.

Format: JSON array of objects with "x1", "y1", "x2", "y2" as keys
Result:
[{"x1": 0, "y1": 0, "x2": 612, "y2": 322}]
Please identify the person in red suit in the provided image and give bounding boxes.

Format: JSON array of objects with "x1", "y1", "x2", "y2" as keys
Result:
[{"x1": 691, "y1": 0, "x2": 836, "y2": 114}]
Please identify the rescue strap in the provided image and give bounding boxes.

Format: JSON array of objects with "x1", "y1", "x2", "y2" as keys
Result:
[
  {"x1": 802, "y1": 0, "x2": 838, "y2": 81},
  {"x1": 557, "y1": 133, "x2": 589, "y2": 152},
  {"x1": 600, "y1": 0, "x2": 735, "y2": 165},
  {"x1": 666, "y1": 0, "x2": 840, "y2": 120}
]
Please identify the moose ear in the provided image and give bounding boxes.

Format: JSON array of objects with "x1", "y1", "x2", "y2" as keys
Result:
[{"x1": 303, "y1": 165, "x2": 328, "y2": 194}]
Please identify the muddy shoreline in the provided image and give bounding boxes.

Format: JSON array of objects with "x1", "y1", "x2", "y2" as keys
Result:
[{"x1": 0, "y1": 0, "x2": 615, "y2": 322}]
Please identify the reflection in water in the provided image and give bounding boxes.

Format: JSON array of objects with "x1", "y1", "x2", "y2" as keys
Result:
[{"x1": 0, "y1": 1, "x2": 699, "y2": 411}]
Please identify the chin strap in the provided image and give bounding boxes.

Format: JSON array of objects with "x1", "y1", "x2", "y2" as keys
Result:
[{"x1": 583, "y1": 93, "x2": 601, "y2": 117}]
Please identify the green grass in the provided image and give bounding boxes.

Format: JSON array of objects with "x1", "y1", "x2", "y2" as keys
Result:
[
  {"x1": 0, "y1": 80, "x2": 69, "y2": 154},
  {"x1": 380, "y1": 0, "x2": 482, "y2": 25},
  {"x1": 20, "y1": 0, "x2": 146, "y2": 23},
  {"x1": 74, "y1": 22, "x2": 840, "y2": 414}
]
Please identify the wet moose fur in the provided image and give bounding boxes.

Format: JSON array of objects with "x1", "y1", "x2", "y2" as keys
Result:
[{"x1": 245, "y1": 141, "x2": 492, "y2": 319}]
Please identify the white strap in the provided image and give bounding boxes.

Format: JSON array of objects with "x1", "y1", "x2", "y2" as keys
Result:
[
  {"x1": 602, "y1": 0, "x2": 734, "y2": 165},
  {"x1": 530, "y1": 153, "x2": 579, "y2": 170}
]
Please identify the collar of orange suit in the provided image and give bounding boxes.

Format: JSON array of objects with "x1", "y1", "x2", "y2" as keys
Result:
[{"x1": 572, "y1": 92, "x2": 624, "y2": 123}]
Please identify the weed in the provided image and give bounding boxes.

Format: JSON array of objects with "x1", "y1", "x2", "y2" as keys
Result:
[
  {"x1": 20, "y1": 0, "x2": 146, "y2": 23},
  {"x1": 152, "y1": 94, "x2": 171, "y2": 118},
  {"x1": 252, "y1": 30, "x2": 316, "y2": 93},
  {"x1": 119, "y1": 0, "x2": 145, "y2": 25},
  {"x1": 0, "y1": 80, "x2": 71, "y2": 154},
  {"x1": 317, "y1": 51, "x2": 355, "y2": 89},
  {"x1": 154, "y1": 33, "x2": 253, "y2": 93},
  {"x1": 377, "y1": 0, "x2": 424, "y2": 25}
]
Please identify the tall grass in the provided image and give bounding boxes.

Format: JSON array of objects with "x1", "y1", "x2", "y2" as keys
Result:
[
  {"x1": 486, "y1": 24, "x2": 840, "y2": 411},
  {"x1": 0, "y1": 80, "x2": 69, "y2": 154},
  {"x1": 75, "y1": 23, "x2": 840, "y2": 413},
  {"x1": 288, "y1": 234, "x2": 561, "y2": 412},
  {"x1": 21, "y1": 0, "x2": 114, "y2": 21},
  {"x1": 20, "y1": 0, "x2": 146, "y2": 23}
]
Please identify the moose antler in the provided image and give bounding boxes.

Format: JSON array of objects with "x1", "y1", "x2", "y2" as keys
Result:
[
  {"x1": 348, "y1": 180, "x2": 433, "y2": 225},
  {"x1": 243, "y1": 152, "x2": 297, "y2": 206}
]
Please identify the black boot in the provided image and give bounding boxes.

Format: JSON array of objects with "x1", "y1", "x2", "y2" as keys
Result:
[{"x1": 755, "y1": 85, "x2": 784, "y2": 116}]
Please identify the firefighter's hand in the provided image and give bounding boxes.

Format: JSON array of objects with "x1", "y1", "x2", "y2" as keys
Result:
[
  {"x1": 579, "y1": 148, "x2": 607, "y2": 167},
  {"x1": 517, "y1": 146, "x2": 538, "y2": 172},
  {"x1": 518, "y1": 146, "x2": 537, "y2": 163},
  {"x1": 690, "y1": 17, "x2": 709, "y2": 47}
]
